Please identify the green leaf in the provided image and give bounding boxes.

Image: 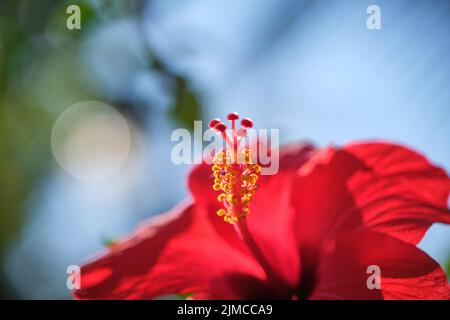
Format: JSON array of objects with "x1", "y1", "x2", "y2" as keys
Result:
[
  {"x1": 445, "y1": 255, "x2": 450, "y2": 280},
  {"x1": 170, "y1": 78, "x2": 202, "y2": 131},
  {"x1": 101, "y1": 237, "x2": 119, "y2": 248}
]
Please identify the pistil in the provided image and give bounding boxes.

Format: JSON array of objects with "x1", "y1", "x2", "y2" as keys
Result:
[{"x1": 209, "y1": 113, "x2": 286, "y2": 294}]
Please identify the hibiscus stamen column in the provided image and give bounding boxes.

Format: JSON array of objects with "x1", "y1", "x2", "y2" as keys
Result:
[{"x1": 209, "y1": 113, "x2": 283, "y2": 289}]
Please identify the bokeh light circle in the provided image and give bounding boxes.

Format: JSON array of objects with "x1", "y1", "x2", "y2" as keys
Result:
[{"x1": 51, "y1": 101, "x2": 131, "y2": 180}]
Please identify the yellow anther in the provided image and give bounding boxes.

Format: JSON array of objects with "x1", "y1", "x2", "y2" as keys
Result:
[
  {"x1": 211, "y1": 148, "x2": 260, "y2": 224},
  {"x1": 251, "y1": 173, "x2": 259, "y2": 182},
  {"x1": 226, "y1": 194, "x2": 238, "y2": 204},
  {"x1": 213, "y1": 155, "x2": 225, "y2": 164},
  {"x1": 217, "y1": 193, "x2": 227, "y2": 202},
  {"x1": 241, "y1": 195, "x2": 251, "y2": 204},
  {"x1": 217, "y1": 208, "x2": 226, "y2": 217}
]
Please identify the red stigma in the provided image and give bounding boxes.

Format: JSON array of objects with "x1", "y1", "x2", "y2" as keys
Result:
[
  {"x1": 227, "y1": 112, "x2": 239, "y2": 121},
  {"x1": 209, "y1": 113, "x2": 254, "y2": 154},
  {"x1": 214, "y1": 122, "x2": 227, "y2": 132},
  {"x1": 241, "y1": 118, "x2": 253, "y2": 128},
  {"x1": 209, "y1": 118, "x2": 222, "y2": 128}
]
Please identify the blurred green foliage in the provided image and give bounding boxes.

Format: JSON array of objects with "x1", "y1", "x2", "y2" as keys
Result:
[
  {"x1": 445, "y1": 255, "x2": 450, "y2": 280},
  {"x1": 170, "y1": 77, "x2": 202, "y2": 131},
  {"x1": 149, "y1": 54, "x2": 203, "y2": 130},
  {"x1": 0, "y1": 0, "x2": 100, "y2": 250},
  {"x1": 0, "y1": 0, "x2": 202, "y2": 298}
]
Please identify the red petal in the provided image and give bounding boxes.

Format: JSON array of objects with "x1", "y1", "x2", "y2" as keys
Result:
[
  {"x1": 188, "y1": 141, "x2": 315, "y2": 295},
  {"x1": 74, "y1": 202, "x2": 265, "y2": 299},
  {"x1": 310, "y1": 231, "x2": 450, "y2": 300},
  {"x1": 292, "y1": 142, "x2": 450, "y2": 245}
]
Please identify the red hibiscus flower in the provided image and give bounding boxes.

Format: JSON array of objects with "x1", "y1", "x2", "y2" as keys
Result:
[{"x1": 74, "y1": 113, "x2": 450, "y2": 300}]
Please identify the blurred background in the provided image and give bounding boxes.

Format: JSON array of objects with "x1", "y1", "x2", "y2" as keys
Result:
[{"x1": 0, "y1": 0, "x2": 449, "y2": 299}]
